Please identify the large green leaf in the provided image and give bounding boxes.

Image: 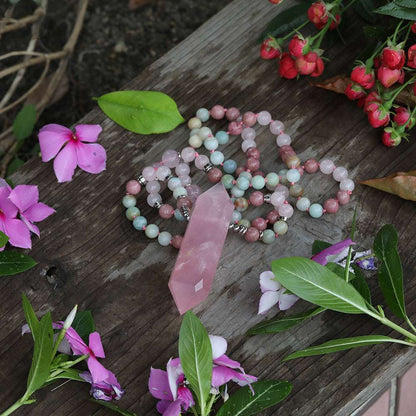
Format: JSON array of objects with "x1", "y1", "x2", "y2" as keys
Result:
[
  {"x1": 22, "y1": 294, "x2": 40, "y2": 342},
  {"x1": 373, "y1": 225, "x2": 406, "y2": 320},
  {"x1": 284, "y1": 335, "x2": 406, "y2": 360},
  {"x1": 49, "y1": 368, "x2": 84, "y2": 382},
  {"x1": 247, "y1": 307, "x2": 325, "y2": 335},
  {"x1": 13, "y1": 104, "x2": 37, "y2": 141},
  {"x1": 178, "y1": 311, "x2": 212, "y2": 414},
  {"x1": 394, "y1": 0, "x2": 416, "y2": 8},
  {"x1": 0, "y1": 251, "x2": 36, "y2": 276},
  {"x1": 96, "y1": 91, "x2": 184, "y2": 134},
  {"x1": 258, "y1": 4, "x2": 310, "y2": 42},
  {"x1": 217, "y1": 380, "x2": 292, "y2": 416},
  {"x1": 376, "y1": 3, "x2": 416, "y2": 19},
  {"x1": 271, "y1": 257, "x2": 370, "y2": 314},
  {"x1": 351, "y1": 264, "x2": 372, "y2": 304},
  {"x1": 26, "y1": 312, "x2": 54, "y2": 396},
  {"x1": 72, "y1": 311, "x2": 95, "y2": 343},
  {"x1": 312, "y1": 240, "x2": 331, "y2": 255}
]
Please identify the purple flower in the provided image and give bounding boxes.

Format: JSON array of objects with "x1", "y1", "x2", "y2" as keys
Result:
[
  {"x1": 148, "y1": 358, "x2": 194, "y2": 416},
  {"x1": 311, "y1": 238, "x2": 355, "y2": 266},
  {"x1": 38, "y1": 124, "x2": 106, "y2": 183},
  {"x1": 80, "y1": 370, "x2": 124, "y2": 401},
  {"x1": 258, "y1": 271, "x2": 299, "y2": 315}
]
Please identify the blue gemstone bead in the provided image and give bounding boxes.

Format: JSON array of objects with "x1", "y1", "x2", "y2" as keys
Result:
[
  {"x1": 216, "y1": 131, "x2": 229, "y2": 145},
  {"x1": 133, "y1": 216, "x2": 147, "y2": 230},
  {"x1": 223, "y1": 159, "x2": 237, "y2": 174}
]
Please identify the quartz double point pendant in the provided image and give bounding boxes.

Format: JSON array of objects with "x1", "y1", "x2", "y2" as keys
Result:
[{"x1": 168, "y1": 183, "x2": 234, "y2": 314}]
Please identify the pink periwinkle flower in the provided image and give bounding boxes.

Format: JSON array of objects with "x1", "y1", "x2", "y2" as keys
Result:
[
  {"x1": 80, "y1": 370, "x2": 124, "y2": 401},
  {"x1": 149, "y1": 358, "x2": 194, "y2": 416},
  {"x1": 38, "y1": 124, "x2": 106, "y2": 183},
  {"x1": 0, "y1": 181, "x2": 54, "y2": 249},
  {"x1": 310, "y1": 238, "x2": 354, "y2": 266}
]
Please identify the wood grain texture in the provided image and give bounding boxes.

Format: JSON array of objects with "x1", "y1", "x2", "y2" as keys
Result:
[{"x1": 1, "y1": 0, "x2": 416, "y2": 415}]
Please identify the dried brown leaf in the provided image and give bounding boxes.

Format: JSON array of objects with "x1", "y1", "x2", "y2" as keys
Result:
[
  {"x1": 24, "y1": 72, "x2": 69, "y2": 107},
  {"x1": 312, "y1": 75, "x2": 350, "y2": 94},
  {"x1": 361, "y1": 171, "x2": 416, "y2": 202},
  {"x1": 128, "y1": 0, "x2": 153, "y2": 10}
]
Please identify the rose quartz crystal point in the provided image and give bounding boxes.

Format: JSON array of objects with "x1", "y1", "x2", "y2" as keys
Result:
[{"x1": 168, "y1": 183, "x2": 234, "y2": 314}]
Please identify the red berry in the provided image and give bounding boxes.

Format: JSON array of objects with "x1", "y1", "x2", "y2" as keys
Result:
[
  {"x1": 311, "y1": 56, "x2": 324, "y2": 77},
  {"x1": 367, "y1": 104, "x2": 390, "y2": 128},
  {"x1": 364, "y1": 92, "x2": 381, "y2": 113},
  {"x1": 307, "y1": 1, "x2": 328, "y2": 30},
  {"x1": 329, "y1": 14, "x2": 341, "y2": 30},
  {"x1": 382, "y1": 130, "x2": 401, "y2": 147},
  {"x1": 288, "y1": 35, "x2": 307, "y2": 58},
  {"x1": 260, "y1": 37, "x2": 281, "y2": 60},
  {"x1": 381, "y1": 47, "x2": 405, "y2": 70},
  {"x1": 411, "y1": 22, "x2": 416, "y2": 34},
  {"x1": 278, "y1": 53, "x2": 298, "y2": 79},
  {"x1": 407, "y1": 44, "x2": 416, "y2": 68},
  {"x1": 377, "y1": 66, "x2": 403, "y2": 88},
  {"x1": 350, "y1": 65, "x2": 375, "y2": 89},
  {"x1": 345, "y1": 82, "x2": 366, "y2": 100},
  {"x1": 295, "y1": 52, "x2": 317, "y2": 75},
  {"x1": 394, "y1": 107, "x2": 410, "y2": 126}
]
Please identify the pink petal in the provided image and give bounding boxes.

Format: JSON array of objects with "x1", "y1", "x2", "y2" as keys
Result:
[
  {"x1": 156, "y1": 400, "x2": 172, "y2": 414},
  {"x1": 311, "y1": 239, "x2": 355, "y2": 266},
  {"x1": 53, "y1": 142, "x2": 78, "y2": 183},
  {"x1": 75, "y1": 142, "x2": 106, "y2": 174},
  {"x1": 38, "y1": 124, "x2": 72, "y2": 162},
  {"x1": 212, "y1": 366, "x2": 238, "y2": 388},
  {"x1": 88, "y1": 356, "x2": 109, "y2": 384},
  {"x1": 89, "y1": 332, "x2": 105, "y2": 358},
  {"x1": 209, "y1": 335, "x2": 227, "y2": 360},
  {"x1": 259, "y1": 271, "x2": 281, "y2": 293},
  {"x1": 75, "y1": 124, "x2": 102, "y2": 143},
  {"x1": 0, "y1": 187, "x2": 17, "y2": 218},
  {"x1": 258, "y1": 291, "x2": 280, "y2": 315},
  {"x1": 213, "y1": 354, "x2": 241, "y2": 369},
  {"x1": 149, "y1": 368, "x2": 173, "y2": 401},
  {"x1": 23, "y1": 202, "x2": 55, "y2": 223},
  {"x1": 177, "y1": 386, "x2": 194, "y2": 410},
  {"x1": 21, "y1": 215, "x2": 40, "y2": 237},
  {"x1": 8, "y1": 185, "x2": 38, "y2": 212},
  {"x1": 162, "y1": 400, "x2": 182, "y2": 416},
  {"x1": 166, "y1": 358, "x2": 179, "y2": 400},
  {"x1": 0, "y1": 179, "x2": 11, "y2": 191},
  {"x1": 80, "y1": 371, "x2": 93, "y2": 384},
  {"x1": 3, "y1": 218, "x2": 31, "y2": 249},
  {"x1": 65, "y1": 327, "x2": 89, "y2": 355},
  {"x1": 278, "y1": 291, "x2": 299, "y2": 311}
]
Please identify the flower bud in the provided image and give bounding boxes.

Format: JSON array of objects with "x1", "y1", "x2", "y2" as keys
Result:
[
  {"x1": 367, "y1": 104, "x2": 390, "y2": 128},
  {"x1": 382, "y1": 129, "x2": 401, "y2": 147},
  {"x1": 345, "y1": 82, "x2": 366, "y2": 100},
  {"x1": 377, "y1": 66, "x2": 403, "y2": 88},
  {"x1": 307, "y1": 1, "x2": 328, "y2": 30},
  {"x1": 63, "y1": 304, "x2": 78, "y2": 330},
  {"x1": 295, "y1": 52, "x2": 317, "y2": 75},
  {"x1": 278, "y1": 53, "x2": 298, "y2": 79},
  {"x1": 260, "y1": 37, "x2": 282, "y2": 60},
  {"x1": 381, "y1": 47, "x2": 405, "y2": 70},
  {"x1": 288, "y1": 35, "x2": 307, "y2": 58},
  {"x1": 350, "y1": 65, "x2": 375, "y2": 89},
  {"x1": 407, "y1": 44, "x2": 416, "y2": 68}
]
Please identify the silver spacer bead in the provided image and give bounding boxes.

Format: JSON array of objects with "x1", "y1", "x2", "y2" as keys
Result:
[
  {"x1": 177, "y1": 151, "x2": 182, "y2": 160},
  {"x1": 264, "y1": 194, "x2": 271, "y2": 203},
  {"x1": 137, "y1": 175, "x2": 147, "y2": 186},
  {"x1": 279, "y1": 216, "x2": 288, "y2": 222},
  {"x1": 203, "y1": 163, "x2": 213, "y2": 173},
  {"x1": 177, "y1": 194, "x2": 188, "y2": 200},
  {"x1": 181, "y1": 206, "x2": 191, "y2": 221},
  {"x1": 258, "y1": 231, "x2": 264, "y2": 241},
  {"x1": 154, "y1": 201, "x2": 162, "y2": 209},
  {"x1": 228, "y1": 223, "x2": 248, "y2": 235}
]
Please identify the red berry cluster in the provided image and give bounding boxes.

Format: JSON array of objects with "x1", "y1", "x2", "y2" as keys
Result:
[
  {"x1": 345, "y1": 42, "x2": 416, "y2": 147},
  {"x1": 307, "y1": 1, "x2": 341, "y2": 31}
]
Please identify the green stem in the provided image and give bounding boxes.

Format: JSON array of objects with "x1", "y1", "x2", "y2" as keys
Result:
[
  {"x1": 205, "y1": 395, "x2": 217, "y2": 415},
  {"x1": 376, "y1": 314, "x2": 416, "y2": 343},
  {"x1": 340, "y1": 0, "x2": 360, "y2": 13},
  {"x1": 386, "y1": 75, "x2": 416, "y2": 107},
  {"x1": 0, "y1": 393, "x2": 30, "y2": 416},
  {"x1": 190, "y1": 406, "x2": 199, "y2": 416},
  {"x1": 280, "y1": 20, "x2": 309, "y2": 41},
  {"x1": 393, "y1": 20, "x2": 403, "y2": 44},
  {"x1": 405, "y1": 316, "x2": 416, "y2": 334}
]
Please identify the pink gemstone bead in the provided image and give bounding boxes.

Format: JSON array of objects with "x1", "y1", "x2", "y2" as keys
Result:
[
  {"x1": 252, "y1": 217, "x2": 267, "y2": 231},
  {"x1": 236, "y1": 167, "x2": 245, "y2": 176},
  {"x1": 246, "y1": 147, "x2": 260, "y2": 159},
  {"x1": 275, "y1": 185, "x2": 289, "y2": 198},
  {"x1": 171, "y1": 234, "x2": 183, "y2": 249},
  {"x1": 246, "y1": 157, "x2": 260, "y2": 171},
  {"x1": 159, "y1": 204, "x2": 174, "y2": 219},
  {"x1": 324, "y1": 198, "x2": 339, "y2": 213},
  {"x1": 276, "y1": 133, "x2": 292, "y2": 147},
  {"x1": 147, "y1": 193, "x2": 162, "y2": 207},
  {"x1": 126, "y1": 180, "x2": 141, "y2": 195},
  {"x1": 241, "y1": 127, "x2": 256, "y2": 141},
  {"x1": 337, "y1": 190, "x2": 350, "y2": 205},
  {"x1": 156, "y1": 166, "x2": 171, "y2": 181},
  {"x1": 162, "y1": 149, "x2": 181, "y2": 168},
  {"x1": 177, "y1": 197, "x2": 192, "y2": 209},
  {"x1": 245, "y1": 227, "x2": 260, "y2": 242},
  {"x1": 304, "y1": 159, "x2": 319, "y2": 173},
  {"x1": 270, "y1": 120, "x2": 284, "y2": 135},
  {"x1": 195, "y1": 154, "x2": 209, "y2": 170},
  {"x1": 278, "y1": 203, "x2": 294, "y2": 218},
  {"x1": 210, "y1": 105, "x2": 226, "y2": 120},
  {"x1": 271, "y1": 192, "x2": 285, "y2": 207},
  {"x1": 320, "y1": 159, "x2": 336, "y2": 174},
  {"x1": 241, "y1": 140, "x2": 256, "y2": 153},
  {"x1": 180, "y1": 175, "x2": 192, "y2": 186},
  {"x1": 187, "y1": 184, "x2": 202, "y2": 204},
  {"x1": 297, "y1": 166, "x2": 304, "y2": 176},
  {"x1": 181, "y1": 147, "x2": 196, "y2": 163},
  {"x1": 176, "y1": 163, "x2": 190, "y2": 177},
  {"x1": 228, "y1": 121, "x2": 243, "y2": 135},
  {"x1": 243, "y1": 111, "x2": 257, "y2": 127},
  {"x1": 266, "y1": 210, "x2": 280, "y2": 224},
  {"x1": 257, "y1": 111, "x2": 272, "y2": 125},
  {"x1": 142, "y1": 166, "x2": 157, "y2": 181},
  {"x1": 226, "y1": 107, "x2": 240, "y2": 121},
  {"x1": 207, "y1": 168, "x2": 222, "y2": 183},
  {"x1": 249, "y1": 191, "x2": 264, "y2": 206},
  {"x1": 146, "y1": 180, "x2": 160, "y2": 194}
]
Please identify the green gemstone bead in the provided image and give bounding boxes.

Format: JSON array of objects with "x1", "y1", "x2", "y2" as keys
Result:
[
  {"x1": 126, "y1": 206, "x2": 140, "y2": 221},
  {"x1": 221, "y1": 174, "x2": 234, "y2": 189},
  {"x1": 145, "y1": 224, "x2": 159, "y2": 239},
  {"x1": 238, "y1": 219, "x2": 251, "y2": 228},
  {"x1": 262, "y1": 229, "x2": 275, "y2": 244},
  {"x1": 158, "y1": 231, "x2": 172, "y2": 246},
  {"x1": 309, "y1": 203, "x2": 323, "y2": 218},
  {"x1": 251, "y1": 175, "x2": 266, "y2": 190},
  {"x1": 236, "y1": 176, "x2": 250, "y2": 190},
  {"x1": 122, "y1": 195, "x2": 136, "y2": 208},
  {"x1": 266, "y1": 172, "x2": 279, "y2": 187},
  {"x1": 273, "y1": 220, "x2": 288, "y2": 235}
]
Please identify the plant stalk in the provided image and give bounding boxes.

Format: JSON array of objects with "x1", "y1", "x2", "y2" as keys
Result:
[{"x1": 0, "y1": 393, "x2": 30, "y2": 416}]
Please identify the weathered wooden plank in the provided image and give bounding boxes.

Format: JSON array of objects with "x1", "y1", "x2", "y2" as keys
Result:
[{"x1": 1, "y1": 0, "x2": 416, "y2": 415}]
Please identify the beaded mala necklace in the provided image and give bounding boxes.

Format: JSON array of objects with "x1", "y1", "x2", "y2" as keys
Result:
[{"x1": 122, "y1": 105, "x2": 354, "y2": 248}]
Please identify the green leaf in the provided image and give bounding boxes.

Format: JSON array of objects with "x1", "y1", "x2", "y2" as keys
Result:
[
  {"x1": 312, "y1": 240, "x2": 331, "y2": 255},
  {"x1": 71, "y1": 311, "x2": 95, "y2": 343},
  {"x1": 0, "y1": 251, "x2": 36, "y2": 276},
  {"x1": 376, "y1": 3, "x2": 416, "y2": 19},
  {"x1": 13, "y1": 104, "x2": 37, "y2": 141},
  {"x1": 96, "y1": 91, "x2": 184, "y2": 134},
  {"x1": 351, "y1": 264, "x2": 372, "y2": 304},
  {"x1": 373, "y1": 224, "x2": 406, "y2": 320},
  {"x1": 271, "y1": 257, "x2": 370, "y2": 314},
  {"x1": 284, "y1": 335, "x2": 405, "y2": 361},
  {"x1": 247, "y1": 307, "x2": 325, "y2": 335},
  {"x1": 26, "y1": 312, "x2": 54, "y2": 396},
  {"x1": 394, "y1": 0, "x2": 416, "y2": 8},
  {"x1": 90, "y1": 399, "x2": 137, "y2": 416},
  {"x1": 258, "y1": 4, "x2": 310, "y2": 42},
  {"x1": 353, "y1": 0, "x2": 378, "y2": 23},
  {"x1": 179, "y1": 311, "x2": 212, "y2": 413},
  {"x1": 22, "y1": 294, "x2": 40, "y2": 342},
  {"x1": 326, "y1": 262, "x2": 355, "y2": 281},
  {"x1": 0, "y1": 231, "x2": 9, "y2": 248},
  {"x1": 7, "y1": 157, "x2": 25, "y2": 177},
  {"x1": 217, "y1": 380, "x2": 292, "y2": 416}
]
